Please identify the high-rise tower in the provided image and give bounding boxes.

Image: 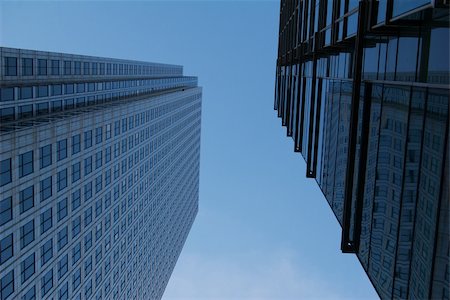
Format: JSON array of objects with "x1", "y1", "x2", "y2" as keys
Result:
[
  {"x1": 0, "y1": 47, "x2": 201, "y2": 300},
  {"x1": 275, "y1": 0, "x2": 449, "y2": 298}
]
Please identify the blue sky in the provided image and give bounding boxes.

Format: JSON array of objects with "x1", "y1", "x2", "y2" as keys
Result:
[{"x1": 1, "y1": 1, "x2": 378, "y2": 299}]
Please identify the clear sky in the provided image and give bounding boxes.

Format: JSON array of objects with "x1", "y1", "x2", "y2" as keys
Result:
[{"x1": 0, "y1": 1, "x2": 379, "y2": 299}]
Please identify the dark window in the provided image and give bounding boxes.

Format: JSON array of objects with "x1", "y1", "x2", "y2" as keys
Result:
[
  {"x1": 20, "y1": 220, "x2": 34, "y2": 249},
  {"x1": 72, "y1": 189, "x2": 81, "y2": 211},
  {"x1": 40, "y1": 208, "x2": 52, "y2": 234},
  {"x1": 57, "y1": 227, "x2": 68, "y2": 251},
  {"x1": 51, "y1": 100, "x2": 63, "y2": 112},
  {"x1": 37, "y1": 59, "x2": 47, "y2": 75},
  {"x1": 73, "y1": 268, "x2": 81, "y2": 289},
  {"x1": 36, "y1": 102, "x2": 49, "y2": 116},
  {"x1": 76, "y1": 83, "x2": 85, "y2": 93},
  {"x1": 0, "y1": 87, "x2": 14, "y2": 102},
  {"x1": 84, "y1": 130, "x2": 92, "y2": 149},
  {"x1": 0, "y1": 108, "x2": 15, "y2": 122},
  {"x1": 23, "y1": 286, "x2": 35, "y2": 300},
  {"x1": 51, "y1": 84, "x2": 62, "y2": 96},
  {"x1": 5, "y1": 57, "x2": 17, "y2": 76},
  {"x1": 72, "y1": 216, "x2": 81, "y2": 237},
  {"x1": 83, "y1": 62, "x2": 90, "y2": 75},
  {"x1": 18, "y1": 105, "x2": 33, "y2": 119},
  {"x1": 64, "y1": 61, "x2": 72, "y2": 75},
  {"x1": 0, "y1": 159, "x2": 12, "y2": 187},
  {"x1": 36, "y1": 85, "x2": 48, "y2": 98},
  {"x1": 0, "y1": 270, "x2": 14, "y2": 300},
  {"x1": 84, "y1": 156, "x2": 92, "y2": 175},
  {"x1": 84, "y1": 182, "x2": 92, "y2": 201},
  {"x1": 95, "y1": 152, "x2": 102, "y2": 169},
  {"x1": 92, "y1": 62, "x2": 98, "y2": 75},
  {"x1": 40, "y1": 176, "x2": 52, "y2": 201},
  {"x1": 57, "y1": 169, "x2": 68, "y2": 191},
  {"x1": 74, "y1": 61, "x2": 81, "y2": 75},
  {"x1": 84, "y1": 231, "x2": 92, "y2": 251},
  {"x1": 72, "y1": 134, "x2": 81, "y2": 155},
  {"x1": 95, "y1": 127, "x2": 103, "y2": 144},
  {"x1": 51, "y1": 60, "x2": 60, "y2": 75},
  {"x1": 65, "y1": 84, "x2": 74, "y2": 94},
  {"x1": 20, "y1": 186, "x2": 34, "y2": 214},
  {"x1": 0, "y1": 234, "x2": 13, "y2": 264},
  {"x1": 57, "y1": 198, "x2": 68, "y2": 222},
  {"x1": 19, "y1": 151, "x2": 34, "y2": 177},
  {"x1": 72, "y1": 162, "x2": 81, "y2": 183},
  {"x1": 88, "y1": 82, "x2": 95, "y2": 92},
  {"x1": 41, "y1": 269, "x2": 53, "y2": 296},
  {"x1": 65, "y1": 98, "x2": 74, "y2": 109},
  {"x1": 0, "y1": 196, "x2": 12, "y2": 227},
  {"x1": 21, "y1": 253, "x2": 35, "y2": 283},
  {"x1": 58, "y1": 255, "x2": 68, "y2": 279},
  {"x1": 40, "y1": 144, "x2": 52, "y2": 169},
  {"x1": 57, "y1": 139, "x2": 67, "y2": 161},
  {"x1": 41, "y1": 239, "x2": 53, "y2": 266},
  {"x1": 59, "y1": 282, "x2": 68, "y2": 300},
  {"x1": 22, "y1": 58, "x2": 33, "y2": 76},
  {"x1": 19, "y1": 86, "x2": 33, "y2": 99}
]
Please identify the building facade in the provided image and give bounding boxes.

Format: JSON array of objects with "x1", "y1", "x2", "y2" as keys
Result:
[
  {"x1": 0, "y1": 48, "x2": 202, "y2": 300},
  {"x1": 275, "y1": 0, "x2": 448, "y2": 298}
]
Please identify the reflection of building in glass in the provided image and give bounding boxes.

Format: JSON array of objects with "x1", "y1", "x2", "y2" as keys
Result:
[
  {"x1": 275, "y1": 0, "x2": 449, "y2": 298},
  {"x1": 0, "y1": 48, "x2": 202, "y2": 300}
]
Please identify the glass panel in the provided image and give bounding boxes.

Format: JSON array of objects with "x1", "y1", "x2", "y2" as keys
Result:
[
  {"x1": 426, "y1": 27, "x2": 449, "y2": 84},
  {"x1": 393, "y1": 0, "x2": 429, "y2": 18},
  {"x1": 396, "y1": 37, "x2": 419, "y2": 82}
]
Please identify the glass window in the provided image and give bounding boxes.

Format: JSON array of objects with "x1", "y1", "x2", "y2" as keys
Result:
[
  {"x1": 20, "y1": 186, "x2": 34, "y2": 214},
  {"x1": 51, "y1": 100, "x2": 63, "y2": 112},
  {"x1": 19, "y1": 86, "x2": 33, "y2": 99},
  {"x1": 84, "y1": 231, "x2": 92, "y2": 251},
  {"x1": 0, "y1": 87, "x2": 14, "y2": 102},
  {"x1": 72, "y1": 134, "x2": 81, "y2": 154},
  {"x1": 65, "y1": 98, "x2": 74, "y2": 109},
  {"x1": 72, "y1": 189, "x2": 81, "y2": 211},
  {"x1": 19, "y1": 151, "x2": 34, "y2": 177},
  {"x1": 58, "y1": 255, "x2": 68, "y2": 279},
  {"x1": 57, "y1": 169, "x2": 68, "y2": 191},
  {"x1": 5, "y1": 57, "x2": 17, "y2": 76},
  {"x1": 74, "y1": 61, "x2": 81, "y2": 75},
  {"x1": 0, "y1": 196, "x2": 12, "y2": 227},
  {"x1": 95, "y1": 127, "x2": 103, "y2": 144},
  {"x1": 393, "y1": 0, "x2": 429, "y2": 17},
  {"x1": 57, "y1": 139, "x2": 67, "y2": 161},
  {"x1": 41, "y1": 238, "x2": 53, "y2": 266},
  {"x1": 426, "y1": 28, "x2": 449, "y2": 84},
  {"x1": 51, "y1": 84, "x2": 62, "y2": 96},
  {"x1": 0, "y1": 270, "x2": 14, "y2": 300},
  {"x1": 72, "y1": 162, "x2": 81, "y2": 183},
  {"x1": 76, "y1": 83, "x2": 85, "y2": 93},
  {"x1": 73, "y1": 267, "x2": 81, "y2": 289},
  {"x1": 59, "y1": 282, "x2": 68, "y2": 300},
  {"x1": 40, "y1": 208, "x2": 52, "y2": 234},
  {"x1": 36, "y1": 85, "x2": 48, "y2": 98},
  {"x1": 0, "y1": 234, "x2": 13, "y2": 264},
  {"x1": 22, "y1": 58, "x2": 33, "y2": 76},
  {"x1": 84, "y1": 182, "x2": 92, "y2": 201},
  {"x1": 84, "y1": 62, "x2": 90, "y2": 75},
  {"x1": 40, "y1": 176, "x2": 52, "y2": 201},
  {"x1": 57, "y1": 198, "x2": 68, "y2": 222},
  {"x1": 21, "y1": 253, "x2": 35, "y2": 283},
  {"x1": 84, "y1": 156, "x2": 92, "y2": 175},
  {"x1": 19, "y1": 104, "x2": 33, "y2": 119},
  {"x1": 72, "y1": 216, "x2": 81, "y2": 237},
  {"x1": 57, "y1": 227, "x2": 68, "y2": 251},
  {"x1": 21, "y1": 220, "x2": 34, "y2": 249},
  {"x1": 37, "y1": 59, "x2": 47, "y2": 75},
  {"x1": 84, "y1": 130, "x2": 92, "y2": 149},
  {"x1": 0, "y1": 159, "x2": 12, "y2": 187},
  {"x1": 36, "y1": 102, "x2": 49, "y2": 116},
  {"x1": 65, "y1": 84, "x2": 74, "y2": 94},
  {"x1": 396, "y1": 37, "x2": 419, "y2": 81},
  {"x1": 0, "y1": 107, "x2": 14, "y2": 121},
  {"x1": 95, "y1": 152, "x2": 102, "y2": 169},
  {"x1": 23, "y1": 286, "x2": 35, "y2": 300},
  {"x1": 72, "y1": 242, "x2": 81, "y2": 264},
  {"x1": 51, "y1": 60, "x2": 60, "y2": 75},
  {"x1": 64, "y1": 61, "x2": 72, "y2": 75},
  {"x1": 92, "y1": 62, "x2": 98, "y2": 75},
  {"x1": 40, "y1": 144, "x2": 52, "y2": 169},
  {"x1": 41, "y1": 269, "x2": 53, "y2": 296}
]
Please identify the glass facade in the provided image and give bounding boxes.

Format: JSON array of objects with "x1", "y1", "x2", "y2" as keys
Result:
[
  {"x1": 0, "y1": 48, "x2": 202, "y2": 300},
  {"x1": 275, "y1": 0, "x2": 449, "y2": 298}
]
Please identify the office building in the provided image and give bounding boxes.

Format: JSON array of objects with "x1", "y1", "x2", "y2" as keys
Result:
[
  {"x1": 275, "y1": 0, "x2": 448, "y2": 298},
  {"x1": 0, "y1": 48, "x2": 201, "y2": 300}
]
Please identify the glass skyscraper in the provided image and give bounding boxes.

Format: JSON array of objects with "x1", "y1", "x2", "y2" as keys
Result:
[
  {"x1": 0, "y1": 47, "x2": 201, "y2": 300},
  {"x1": 275, "y1": 0, "x2": 448, "y2": 298}
]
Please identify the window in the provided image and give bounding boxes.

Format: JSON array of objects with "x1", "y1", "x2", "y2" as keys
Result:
[
  {"x1": 95, "y1": 151, "x2": 102, "y2": 169},
  {"x1": 72, "y1": 216, "x2": 81, "y2": 237},
  {"x1": 64, "y1": 61, "x2": 72, "y2": 75},
  {"x1": 59, "y1": 282, "x2": 69, "y2": 300},
  {"x1": 37, "y1": 85, "x2": 48, "y2": 98},
  {"x1": 51, "y1": 84, "x2": 62, "y2": 96},
  {"x1": 72, "y1": 189, "x2": 81, "y2": 211},
  {"x1": 76, "y1": 83, "x2": 85, "y2": 93},
  {"x1": 0, "y1": 196, "x2": 12, "y2": 226},
  {"x1": 4, "y1": 57, "x2": 17, "y2": 76},
  {"x1": 58, "y1": 255, "x2": 68, "y2": 279},
  {"x1": 95, "y1": 175, "x2": 102, "y2": 193},
  {"x1": 65, "y1": 83, "x2": 74, "y2": 94},
  {"x1": 92, "y1": 62, "x2": 98, "y2": 75},
  {"x1": 41, "y1": 269, "x2": 53, "y2": 296},
  {"x1": 72, "y1": 134, "x2": 81, "y2": 154},
  {"x1": 57, "y1": 227, "x2": 68, "y2": 252},
  {"x1": 57, "y1": 139, "x2": 67, "y2": 161},
  {"x1": 84, "y1": 182, "x2": 92, "y2": 201},
  {"x1": 72, "y1": 242, "x2": 81, "y2": 264},
  {"x1": 73, "y1": 268, "x2": 81, "y2": 290},
  {"x1": 19, "y1": 86, "x2": 33, "y2": 99},
  {"x1": 84, "y1": 231, "x2": 92, "y2": 251},
  {"x1": 19, "y1": 151, "x2": 34, "y2": 177},
  {"x1": 105, "y1": 147, "x2": 111, "y2": 163},
  {"x1": 22, "y1": 58, "x2": 33, "y2": 76},
  {"x1": 84, "y1": 156, "x2": 92, "y2": 175},
  {"x1": 37, "y1": 59, "x2": 47, "y2": 75},
  {"x1": 85, "y1": 256, "x2": 93, "y2": 275},
  {"x1": 40, "y1": 144, "x2": 52, "y2": 169},
  {"x1": 20, "y1": 186, "x2": 34, "y2": 214},
  {"x1": 74, "y1": 61, "x2": 81, "y2": 75},
  {"x1": 0, "y1": 87, "x2": 14, "y2": 102},
  {"x1": 0, "y1": 234, "x2": 13, "y2": 264},
  {"x1": 40, "y1": 208, "x2": 52, "y2": 234},
  {"x1": 21, "y1": 220, "x2": 34, "y2": 249},
  {"x1": 36, "y1": 102, "x2": 49, "y2": 116},
  {"x1": 18, "y1": 104, "x2": 33, "y2": 118},
  {"x1": 114, "y1": 121, "x2": 120, "y2": 136},
  {"x1": 40, "y1": 176, "x2": 52, "y2": 201},
  {"x1": 95, "y1": 127, "x2": 103, "y2": 144},
  {"x1": 0, "y1": 107, "x2": 14, "y2": 122},
  {"x1": 0, "y1": 159, "x2": 11, "y2": 187},
  {"x1": 84, "y1": 62, "x2": 90, "y2": 75},
  {"x1": 21, "y1": 253, "x2": 35, "y2": 283},
  {"x1": 41, "y1": 239, "x2": 53, "y2": 266},
  {"x1": 51, "y1": 60, "x2": 60, "y2": 75},
  {"x1": 84, "y1": 130, "x2": 92, "y2": 149},
  {"x1": 72, "y1": 162, "x2": 81, "y2": 183},
  {"x1": 57, "y1": 169, "x2": 68, "y2": 191},
  {"x1": 23, "y1": 286, "x2": 35, "y2": 300},
  {"x1": 57, "y1": 198, "x2": 68, "y2": 222},
  {"x1": 84, "y1": 207, "x2": 92, "y2": 226},
  {"x1": 51, "y1": 100, "x2": 63, "y2": 112},
  {"x1": 106, "y1": 124, "x2": 111, "y2": 139},
  {"x1": 0, "y1": 270, "x2": 14, "y2": 300}
]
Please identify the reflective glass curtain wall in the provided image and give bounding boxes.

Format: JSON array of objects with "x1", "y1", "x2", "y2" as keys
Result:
[{"x1": 275, "y1": 0, "x2": 449, "y2": 298}]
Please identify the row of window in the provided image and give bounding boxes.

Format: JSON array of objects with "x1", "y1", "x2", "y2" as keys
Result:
[{"x1": 2, "y1": 56, "x2": 180, "y2": 77}]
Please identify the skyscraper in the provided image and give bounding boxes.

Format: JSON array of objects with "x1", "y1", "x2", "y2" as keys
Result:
[
  {"x1": 275, "y1": 0, "x2": 448, "y2": 298},
  {"x1": 0, "y1": 47, "x2": 201, "y2": 300}
]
